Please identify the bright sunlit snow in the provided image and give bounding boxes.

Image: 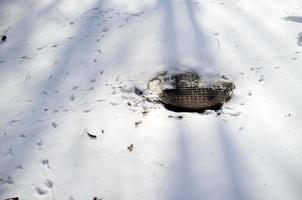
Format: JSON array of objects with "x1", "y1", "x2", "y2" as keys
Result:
[{"x1": 1, "y1": 0, "x2": 302, "y2": 199}]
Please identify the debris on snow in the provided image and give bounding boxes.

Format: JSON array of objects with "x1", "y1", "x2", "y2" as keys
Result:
[{"x1": 127, "y1": 144, "x2": 134, "y2": 152}]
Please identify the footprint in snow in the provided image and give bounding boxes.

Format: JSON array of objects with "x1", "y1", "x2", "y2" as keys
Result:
[
  {"x1": 4, "y1": 148, "x2": 14, "y2": 156},
  {"x1": 110, "y1": 102, "x2": 120, "y2": 106},
  {"x1": 1, "y1": 176, "x2": 14, "y2": 184},
  {"x1": 51, "y1": 122, "x2": 58, "y2": 128},
  {"x1": 9, "y1": 119, "x2": 22, "y2": 125},
  {"x1": 70, "y1": 95, "x2": 76, "y2": 101},
  {"x1": 36, "y1": 141, "x2": 43, "y2": 149},
  {"x1": 117, "y1": 24, "x2": 125, "y2": 28},
  {"x1": 83, "y1": 109, "x2": 93, "y2": 113},
  {"x1": 42, "y1": 159, "x2": 50, "y2": 169},
  {"x1": 228, "y1": 111, "x2": 241, "y2": 117},
  {"x1": 96, "y1": 99, "x2": 105, "y2": 103},
  {"x1": 35, "y1": 186, "x2": 48, "y2": 195},
  {"x1": 102, "y1": 28, "x2": 109, "y2": 32},
  {"x1": 16, "y1": 164, "x2": 23, "y2": 170},
  {"x1": 120, "y1": 85, "x2": 134, "y2": 93},
  {"x1": 72, "y1": 85, "x2": 80, "y2": 90},
  {"x1": 44, "y1": 179, "x2": 53, "y2": 189},
  {"x1": 259, "y1": 75, "x2": 264, "y2": 82}
]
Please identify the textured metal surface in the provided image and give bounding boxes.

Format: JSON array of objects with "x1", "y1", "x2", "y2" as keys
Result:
[{"x1": 158, "y1": 72, "x2": 234, "y2": 110}]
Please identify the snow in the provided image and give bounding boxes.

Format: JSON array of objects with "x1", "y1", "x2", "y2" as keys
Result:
[{"x1": 1, "y1": 0, "x2": 302, "y2": 199}]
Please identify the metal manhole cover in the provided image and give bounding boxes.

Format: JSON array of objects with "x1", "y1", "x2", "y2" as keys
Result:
[{"x1": 149, "y1": 71, "x2": 235, "y2": 112}]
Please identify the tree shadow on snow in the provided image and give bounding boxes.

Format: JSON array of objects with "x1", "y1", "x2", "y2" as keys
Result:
[
  {"x1": 160, "y1": 125, "x2": 203, "y2": 200},
  {"x1": 160, "y1": 121, "x2": 255, "y2": 200},
  {"x1": 157, "y1": 0, "x2": 215, "y2": 68},
  {"x1": 297, "y1": 32, "x2": 302, "y2": 46},
  {"x1": 0, "y1": 0, "x2": 111, "y2": 197}
]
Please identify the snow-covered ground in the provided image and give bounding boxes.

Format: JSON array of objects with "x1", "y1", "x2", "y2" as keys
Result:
[{"x1": 1, "y1": 0, "x2": 302, "y2": 199}]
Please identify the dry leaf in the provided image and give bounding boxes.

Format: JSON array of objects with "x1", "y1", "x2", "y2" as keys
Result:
[{"x1": 127, "y1": 144, "x2": 134, "y2": 152}]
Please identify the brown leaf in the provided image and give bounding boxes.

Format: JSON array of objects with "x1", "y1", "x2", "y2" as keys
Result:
[
  {"x1": 135, "y1": 121, "x2": 142, "y2": 128},
  {"x1": 127, "y1": 144, "x2": 134, "y2": 152}
]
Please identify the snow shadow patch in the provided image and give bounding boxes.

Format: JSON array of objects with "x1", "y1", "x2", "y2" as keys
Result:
[
  {"x1": 163, "y1": 103, "x2": 223, "y2": 113},
  {"x1": 284, "y1": 16, "x2": 302, "y2": 23},
  {"x1": 297, "y1": 32, "x2": 302, "y2": 46}
]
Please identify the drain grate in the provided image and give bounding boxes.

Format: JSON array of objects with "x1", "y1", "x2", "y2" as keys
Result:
[{"x1": 149, "y1": 71, "x2": 234, "y2": 112}]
